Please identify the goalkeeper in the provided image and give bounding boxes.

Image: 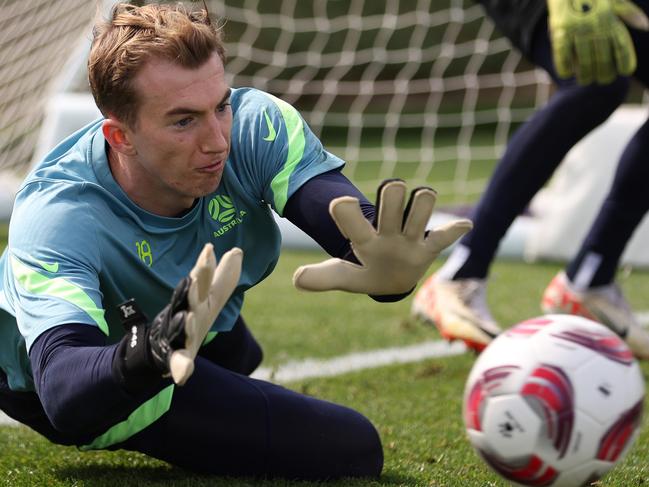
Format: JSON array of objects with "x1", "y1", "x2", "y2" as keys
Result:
[
  {"x1": 0, "y1": 2, "x2": 469, "y2": 479},
  {"x1": 412, "y1": 0, "x2": 649, "y2": 358}
]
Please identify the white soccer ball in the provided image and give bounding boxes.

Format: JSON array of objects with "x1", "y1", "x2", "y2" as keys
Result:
[{"x1": 463, "y1": 314, "x2": 645, "y2": 486}]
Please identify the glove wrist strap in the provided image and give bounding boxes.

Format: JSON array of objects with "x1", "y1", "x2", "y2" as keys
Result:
[{"x1": 111, "y1": 299, "x2": 164, "y2": 393}]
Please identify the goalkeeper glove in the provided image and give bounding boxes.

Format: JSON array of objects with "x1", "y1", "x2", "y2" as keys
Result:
[
  {"x1": 113, "y1": 244, "x2": 242, "y2": 390},
  {"x1": 292, "y1": 179, "x2": 472, "y2": 296},
  {"x1": 547, "y1": 0, "x2": 649, "y2": 85}
]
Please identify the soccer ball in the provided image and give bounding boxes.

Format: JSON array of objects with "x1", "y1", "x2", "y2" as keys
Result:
[{"x1": 463, "y1": 314, "x2": 645, "y2": 486}]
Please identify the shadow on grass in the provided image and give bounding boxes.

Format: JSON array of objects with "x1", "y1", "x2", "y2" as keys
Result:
[
  {"x1": 55, "y1": 465, "x2": 263, "y2": 487},
  {"x1": 55, "y1": 464, "x2": 419, "y2": 487}
]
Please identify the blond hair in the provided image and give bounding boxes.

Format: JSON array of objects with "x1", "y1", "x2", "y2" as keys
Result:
[{"x1": 88, "y1": 2, "x2": 225, "y2": 127}]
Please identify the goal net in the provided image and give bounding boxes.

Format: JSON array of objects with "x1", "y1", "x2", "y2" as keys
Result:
[
  {"x1": 0, "y1": 0, "x2": 96, "y2": 176},
  {"x1": 0, "y1": 0, "x2": 551, "y2": 207},
  {"x1": 211, "y1": 0, "x2": 552, "y2": 204},
  {"x1": 4, "y1": 0, "x2": 648, "y2": 264}
]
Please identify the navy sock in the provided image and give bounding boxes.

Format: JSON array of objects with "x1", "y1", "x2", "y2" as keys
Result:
[{"x1": 565, "y1": 119, "x2": 649, "y2": 287}]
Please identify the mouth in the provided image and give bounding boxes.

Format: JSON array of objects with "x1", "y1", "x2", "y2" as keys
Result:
[{"x1": 197, "y1": 159, "x2": 224, "y2": 173}]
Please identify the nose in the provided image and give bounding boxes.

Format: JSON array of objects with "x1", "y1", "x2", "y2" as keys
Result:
[{"x1": 200, "y1": 113, "x2": 229, "y2": 154}]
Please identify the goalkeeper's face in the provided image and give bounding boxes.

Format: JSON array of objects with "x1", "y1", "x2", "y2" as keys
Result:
[{"x1": 114, "y1": 52, "x2": 232, "y2": 215}]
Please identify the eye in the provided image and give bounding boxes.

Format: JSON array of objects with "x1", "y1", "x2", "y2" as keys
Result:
[
  {"x1": 217, "y1": 102, "x2": 231, "y2": 113},
  {"x1": 174, "y1": 117, "x2": 193, "y2": 128}
]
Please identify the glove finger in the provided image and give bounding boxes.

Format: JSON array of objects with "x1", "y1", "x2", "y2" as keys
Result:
[
  {"x1": 611, "y1": 25, "x2": 637, "y2": 76},
  {"x1": 574, "y1": 37, "x2": 594, "y2": 85},
  {"x1": 550, "y1": 30, "x2": 574, "y2": 79},
  {"x1": 183, "y1": 311, "x2": 203, "y2": 352},
  {"x1": 403, "y1": 187, "x2": 437, "y2": 241},
  {"x1": 614, "y1": 0, "x2": 649, "y2": 30},
  {"x1": 330, "y1": 196, "x2": 375, "y2": 245},
  {"x1": 293, "y1": 258, "x2": 366, "y2": 293},
  {"x1": 375, "y1": 179, "x2": 407, "y2": 236},
  {"x1": 592, "y1": 36, "x2": 615, "y2": 84},
  {"x1": 207, "y1": 247, "x2": 243, "y2": 313},
  {"x1": 425, "y1": 219, "x2": 473, "y2": 253},
  {"x1": 169, "y1": 349, "x2": 195, "y2": 386},
  {"x1": 189, "y1": 243, "x2": 217, "y2": 306},
  {"x1": 169, "y1": 312, "x2": 200, "y2": 386}
]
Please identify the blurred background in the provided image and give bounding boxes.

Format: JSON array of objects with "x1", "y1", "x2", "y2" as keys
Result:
[{"x1": 1, "y1": 0, "x2": 648, "y2": 263}]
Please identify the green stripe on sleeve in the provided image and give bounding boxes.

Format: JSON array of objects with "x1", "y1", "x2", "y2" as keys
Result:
[
  {"x1": 203, "y1": 331, "x2": 219, "y2": 346},
  {"x1": 268, "y1": 95, "x2": 306, "y2": 214},
  {"x1": 11, "y1": 255, "x2": 109, "y2": 336},
  {"x1": 80, "y1": 384, "x2": 175, "y2": 450}
]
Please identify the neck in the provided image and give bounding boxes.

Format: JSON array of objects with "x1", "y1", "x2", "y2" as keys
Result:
[{"x1": 107, "y1": 147, "x2": 194, "y2": 217}]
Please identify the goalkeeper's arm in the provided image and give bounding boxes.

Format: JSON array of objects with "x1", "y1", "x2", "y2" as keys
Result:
[
  {"x1": 283, "y1": 169, "x2": 375, "y2": 259},
  {"x1": 26, "y1": 245, "x2": 241, "y2": 439}
]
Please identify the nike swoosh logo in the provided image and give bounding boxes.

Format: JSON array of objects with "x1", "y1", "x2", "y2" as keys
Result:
[
  {"x1": 36, "y1": 259, "x2": 59, "y2": 273},
  {"x1": 262, "y1": 109, "x2": 277, "y2": 142}
]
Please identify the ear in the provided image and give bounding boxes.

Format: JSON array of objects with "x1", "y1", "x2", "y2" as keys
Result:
[{"x1": 102, "y1": 118, "x2": 137, "y2": 156}]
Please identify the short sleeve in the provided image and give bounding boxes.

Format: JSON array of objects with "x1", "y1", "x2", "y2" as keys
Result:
[
  {"x1": 6, "y1": 183, "x2": 107, "y2": 351},
  {"x1": 229, "y1": 89, "x2": 345, "y2": 216}
]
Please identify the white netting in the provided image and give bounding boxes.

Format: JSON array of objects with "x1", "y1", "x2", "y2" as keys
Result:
[
  {"x1": 209, "y1": 0, "x2": 553, "y2": 202},
  {"x1": 0, "y1": 0, "x2": 95, "y2": 175},
  {"x1": 5, "y1": 0, "x2": 551, "y2": 204}
]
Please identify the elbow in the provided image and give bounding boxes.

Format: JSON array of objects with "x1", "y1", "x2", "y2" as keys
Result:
[{"x1": 38, "y1": 386, "x2": 94, "y2": 438}]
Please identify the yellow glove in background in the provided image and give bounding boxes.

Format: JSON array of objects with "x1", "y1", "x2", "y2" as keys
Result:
[{"x1": 547, "y1": 0, "x2": 649, "y2": 85}]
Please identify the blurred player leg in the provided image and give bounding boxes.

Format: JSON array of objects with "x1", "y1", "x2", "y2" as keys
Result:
[
  {"x1": 412, "y1": 17, "x2": 630, "y2": 350},
  {"x1": 542, "y1": 17, "x2": 649, "y2": 359}
]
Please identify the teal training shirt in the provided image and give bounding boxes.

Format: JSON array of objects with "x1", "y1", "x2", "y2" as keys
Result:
[{"x1": 0, "y1": 87, "x2": 344, "y2": 391}]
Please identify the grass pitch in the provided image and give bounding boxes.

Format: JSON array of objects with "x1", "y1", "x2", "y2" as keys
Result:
[{"x1": 1, "y1": 236, "x2": 649, "y2": 486}]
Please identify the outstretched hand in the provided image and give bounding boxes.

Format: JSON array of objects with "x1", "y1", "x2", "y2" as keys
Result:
[
  {"x1": 168, "y1": 244, "x2": 243, "y2": 385},
  {"x1": 292, "y1": 179, "x2": 472, "y2": 296}
]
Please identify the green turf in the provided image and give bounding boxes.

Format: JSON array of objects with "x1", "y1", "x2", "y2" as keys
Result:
[
  {"x1": 246, "y1": 250, "x2": 649, "y2": 365},
  {"x1": 243, "y1": 249, "x2": 433, "y2": 366},
  {"x1": 1, "y1": 354, "x2": 649, "y2": 486},
  {"x1": 0, "y1": 223, "x2": 7, "y2": 246},
  {"x1": 2, "y1": 239, "x2": 649, "y2": 485}
]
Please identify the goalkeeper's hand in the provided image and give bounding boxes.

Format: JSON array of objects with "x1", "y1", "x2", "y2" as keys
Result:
[
  {"x1": 113, "y1": 244, "x2": 242, "y2": 389},
  {"x1": 292, "y1": 179, "x2": 472, "y2": 296},
  {"x1": 547, "y1": 0, "x2": 649, "y2": 85}
]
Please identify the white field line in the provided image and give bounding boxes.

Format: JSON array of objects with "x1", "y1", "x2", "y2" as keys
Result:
[
  {"x1": 0, "y1": 340, "x2": 466, "y2": 427},
  {"x1": 251, "y1": 339, "x2": 467, "y2": 383},
  {"x1": 250, "y1": 306, "x2": 649, "y2": 384},
  {"x1": 0, "y1": 412, "x2": 18, "y2": 426},
  {"x1": 635, "y1": 311, "x2": 649, "y2": 327}
]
